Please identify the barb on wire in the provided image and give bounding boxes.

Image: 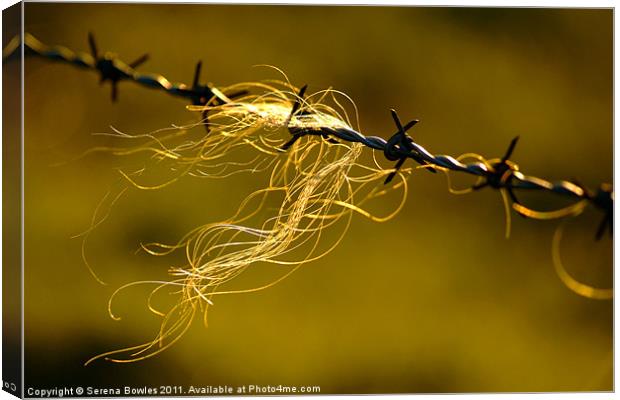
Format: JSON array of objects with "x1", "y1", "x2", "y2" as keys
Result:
[
  {"x1": 4, "y1": 32, "x2": 613, "y2": 239},
  {"x1": 282, "y1": 84, "x2": 339, "y2": 150},
  {"x1": 384, "y1": 109, "x2": 435, "y2": 184},
  {"x1": 471, "y1": 136, "x2": 521, "y2": 203},
  {"x1": 87, "y1": 32, "x2": 149, "y2": 102}
]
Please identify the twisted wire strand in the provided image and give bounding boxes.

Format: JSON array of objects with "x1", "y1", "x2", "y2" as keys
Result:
[
  {"x1": 5, "y1": 32, "x2": 613, "y2": 236},
  {"x1": 7, "y1": 32, "x2": 244, "y2": 106}
]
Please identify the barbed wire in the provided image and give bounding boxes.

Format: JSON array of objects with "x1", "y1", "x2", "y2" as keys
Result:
[{"x1": 4, "y1": 32, "x2": 613, "y2": 239}]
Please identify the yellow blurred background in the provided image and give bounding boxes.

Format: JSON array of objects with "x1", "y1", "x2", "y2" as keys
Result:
[{"x1": 14, "y1": 4, "x2": 612, "y2": 393}]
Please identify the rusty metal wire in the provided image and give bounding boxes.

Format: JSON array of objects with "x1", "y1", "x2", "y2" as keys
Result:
[{"x1": 4, "y1": 32, "x2": 613, "y2": 238}]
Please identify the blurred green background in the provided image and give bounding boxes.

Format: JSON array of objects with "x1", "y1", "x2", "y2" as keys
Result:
[{"x1": 15, "y1": 4, "x2": 612, "y2": 393}]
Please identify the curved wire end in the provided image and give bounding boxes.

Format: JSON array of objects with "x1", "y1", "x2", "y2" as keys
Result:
[{"x1": 552, "y1": 224, "x2": 612, "y2": 300}]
